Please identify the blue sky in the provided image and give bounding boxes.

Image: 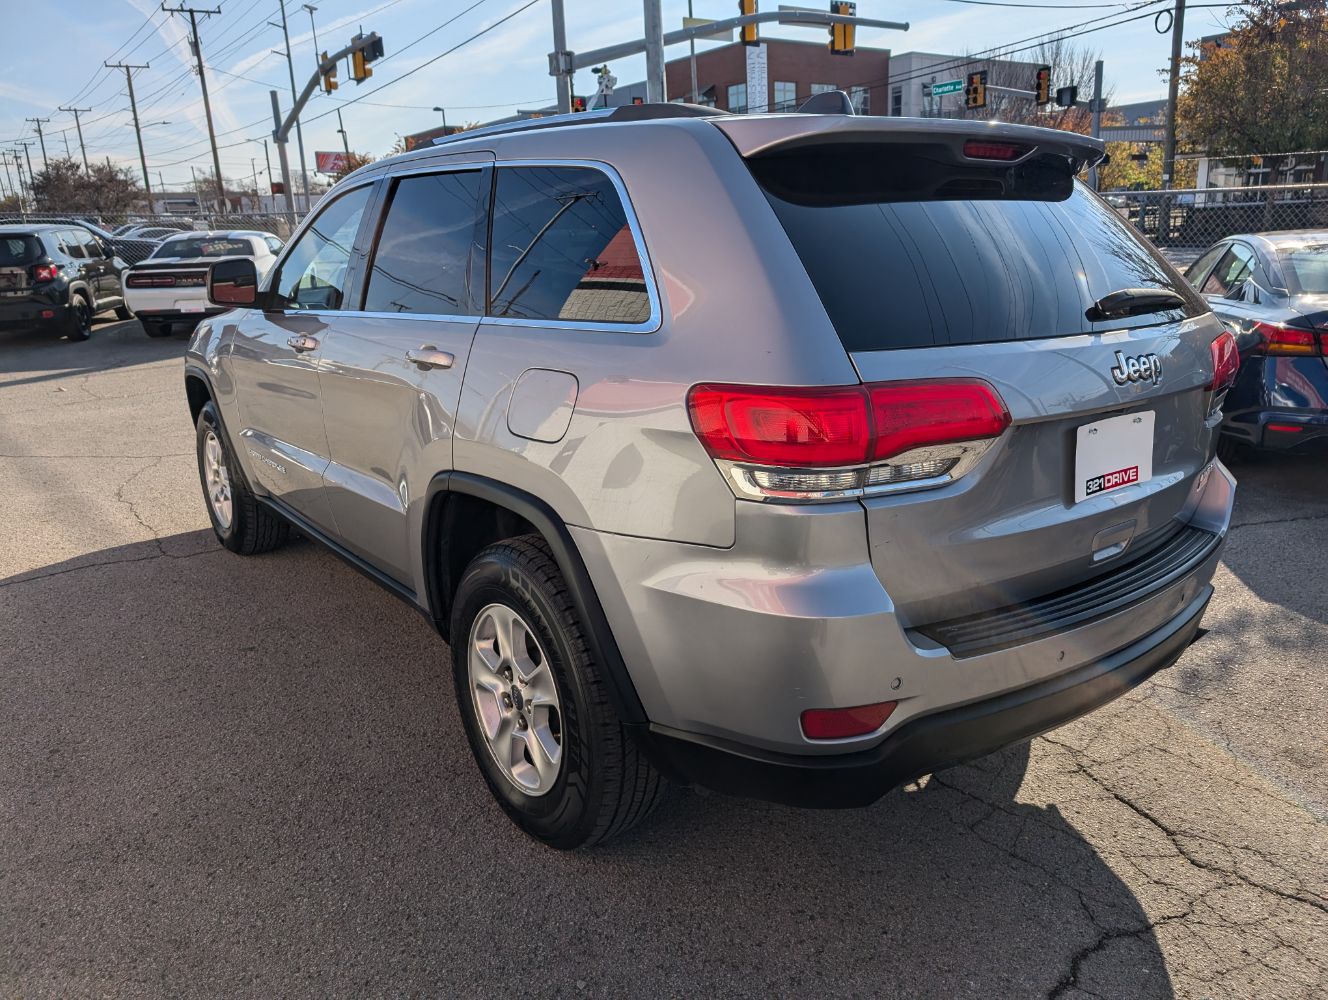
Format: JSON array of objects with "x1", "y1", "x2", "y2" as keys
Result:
[{"x1": 0, "y1": 0, "x2": 1244, "y2": 191}]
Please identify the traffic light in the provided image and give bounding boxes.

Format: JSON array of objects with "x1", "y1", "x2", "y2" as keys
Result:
[
  {"x1": 320, "y1": 52, "x2": 338, "y2": 94},
  {"x1": 1035, "y1": 65, "x2": 1051, "y2": 105},
  {"x1": 830, "y1": 1, "x2": 856, "y2": 56},
  {"x1": 739, "y1": 0, "x2": 758, "y2": 47},
  {"x1": 1055, "y1": 85, "x2": 1078, "y2": 108},
  {"x1": 965, "y1": 70, "x2": 987, "y2": 109},
  {"x1": 572, "y1": 95, "x2": 586, "y2": 112},
  {"x1": 350, "y1": 33, "x2": 383, "y2": 83},
  {"x1": 351, "y1": 48, "x2": 371, "y2": 83}
]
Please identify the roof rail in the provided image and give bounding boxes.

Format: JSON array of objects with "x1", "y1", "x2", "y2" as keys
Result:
[{"x1": 431, "y1": 102, "x2": 728, "y2": 147}]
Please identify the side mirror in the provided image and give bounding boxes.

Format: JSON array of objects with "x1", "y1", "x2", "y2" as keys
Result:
[{"x1": 208, "y1": 257, "x2": 259, "y2": 308}]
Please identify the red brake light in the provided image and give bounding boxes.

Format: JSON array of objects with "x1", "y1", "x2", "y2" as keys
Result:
[
  {"x1": 868, "y1": 381, "x2": 1010, "y2": 461},
  {"x1": 801, "y1": 701, "x2": 897, "y2": 740},
  {"x1": 962, "y1": 140, "x2": 1028, "y2": 161},
  {"x1": 31, "y1": 263, "x2": 58, "y2": 282},
  {"x1": 686, "y1": 385, "x2": 872, "y2": 467},
  {"x1": 1207, "y1": 331, "x2": 1239, "y2": 392},
  {"x1": 1250, "y1": 321, "x2": 1319, "y2": 356}
]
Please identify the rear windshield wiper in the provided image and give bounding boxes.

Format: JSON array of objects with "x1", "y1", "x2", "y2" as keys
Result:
[{"x1": 1086, "y1": 287, "x2": 1187, "y2": 322}]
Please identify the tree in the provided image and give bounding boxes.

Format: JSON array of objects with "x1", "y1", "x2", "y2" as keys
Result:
[
  {"x1": 0, "y1": 193, "x2": 21, "y2": 213},
  {"x1": 1098, "y1": 110, "x2": 1198, "y2": 191},
  {"x1": 29, "y1": 157, "x2": 143, "y2": 213},
  {"x1": 1176, "y1": 0, "x2": 1328, "y2": 182},
  {"x1": 332, "y1": 151, "x2": 375, "y2": 180}
]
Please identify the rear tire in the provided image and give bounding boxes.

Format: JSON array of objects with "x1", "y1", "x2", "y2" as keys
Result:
[
  {"x1": 143, "y1": 319, "x2": 172, "y2": 338},
  {"x1": 1216, "y1": 435, "x2": 1244, "y2": 465},
  {"x1": 66, "y1": 295, "x2": 92, "y2": 341},
  {"x1": 195, "y1": 401, "x2": 289, "y2": 555},
  {"x1": 114, "y1": 303, "x2": 134, "y2": 321},
  {"x1": 450, "y1": 535, "x2": 666, "y2": 849}
]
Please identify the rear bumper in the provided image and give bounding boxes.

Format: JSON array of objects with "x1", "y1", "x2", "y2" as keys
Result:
[
  {"x1": 124, "y1": 285, "x2": 218, "y2": 321},
  {"x1": 639, "y1": 588, "x2": 1210, "y2": 808},
  {"x1": 1221, "y1": 355, "x2": 1328, "y2": 451},
  {"x1": 0, "y1": 295, "x2": 70, "y2": 330}
]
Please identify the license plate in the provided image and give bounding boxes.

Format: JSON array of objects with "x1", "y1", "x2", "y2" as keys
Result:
[
  {"x1": 0, "y1": 273, "x2": 21, "y2": 289},
  {"x1": 175, "y1": 301, "x2": 205, "y2": 313},
  {"x1": 1074, "y1": 411, "x2": 1154, "y2": 503}
]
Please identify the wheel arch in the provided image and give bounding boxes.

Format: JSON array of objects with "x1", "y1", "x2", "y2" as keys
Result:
[
  {"x1": 184, "y1": 365, "x2": 213, "y2": 424},
  {"x1": 423, "y1": 472, "x2": 648, "y2": 726}
]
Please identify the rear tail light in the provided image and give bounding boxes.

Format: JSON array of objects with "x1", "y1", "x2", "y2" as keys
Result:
[
  {"x1": 801, "y1": 701, "x2": 897, "y2": 740},
  {"x1": 1207, "y1": 331, "x2": 1239, "y2": 393},
  {"x1": 31, "y1": 263, "x2": 59, "y2": 282},
  {"x1": 687, "y1": 379, "x2": 1010, "y2": 502},
  {"x1": 1250, "y1": 321, "x2": 1321, "y2": 356},
  {"x1": 127, "y1": 273, "x2": 177, "y2": 288}
]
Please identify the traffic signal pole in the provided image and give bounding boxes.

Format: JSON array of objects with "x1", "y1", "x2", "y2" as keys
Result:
[{"x1": 643, "y1": 0, "x2": 666, "y2": 103}]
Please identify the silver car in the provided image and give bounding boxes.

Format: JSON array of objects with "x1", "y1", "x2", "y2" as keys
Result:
[{"x1": 184, "y1": 103, "x2": 1238, "y2": 848}]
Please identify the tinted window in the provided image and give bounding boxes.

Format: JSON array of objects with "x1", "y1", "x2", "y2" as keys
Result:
[
  {"x1": 154, "y1": 237, "x2": 253, "y2": 259},
  {"x1": 363, "y1": 170, "x2": 481, "y2": 315},
  {"x1": 1201, "y1": 243, "x2": 1255, "y2": 299},
  {"x1": 1185, "y1": 243, "x2": 1227, "y2": 287},
  {"x1": 489, "y1": 166, "x2": 651, "y2": 326},
  {"x1": 272, "y1": 185, "x2": 372, "y2": 311},
  {"x1": 77, "y1": 231, "x2": 104, "y2": 259},
  {"x1": 756, "y1": 160, "x2": 1201, "y2": 351},
  {"x1": 1279, "y1": 244, "x2": 1328, "y2": 295},
  {"x1": 60, "y1": 231, "x2": 85, "y2": 259},
  {"x1": 0, "y1": 235, "x2": 41, "y2": 265}
]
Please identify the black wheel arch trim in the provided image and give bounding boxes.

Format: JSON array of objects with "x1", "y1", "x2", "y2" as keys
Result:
[{"x1": 424, "y1": 471, "x2": 649, "y2": 727}]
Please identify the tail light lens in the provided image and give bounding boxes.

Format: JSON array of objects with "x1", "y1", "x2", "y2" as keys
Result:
[
  {"x1": 1250, "y1": 321, "x2": 1321, "y2": 356},
  {"x1": 801, "y1": 701, "x2": 897, "y2": 740},
  {"x1": 962, "y1": 140, "x2": 1029, "y2": 161},
  {"x1": 31, "y1": 263, "x2": 59, "y2": 282},
  {"x1": 1207, "y1": 331, "x2": 1240, "y2": 393},
  {"x1": 127, "y1": 273, "x2": 177, "y2": 288},
  {"x1": 688, "y1": 380, "x2": 1010, "y2": 502}
]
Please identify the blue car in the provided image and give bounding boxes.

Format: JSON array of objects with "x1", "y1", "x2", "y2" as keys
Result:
[{"x1": 1185, "y1": 231, "x2": 1328, "y2": 460}]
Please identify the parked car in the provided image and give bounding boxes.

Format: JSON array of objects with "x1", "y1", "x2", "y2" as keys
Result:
[
  {"x1": 120, "y1": 224, "x2": 189, "y2": 241},
  {"x1": 126, "y1": 230, "x2": 282, "y2": 337},
  {"x1": 0, "y1": 224, "x2": 132, "y2": 340},
  {"x1": 1184, "y1": 231, "x2": 1328, "y2": 459},
  {"x1": 184, "y1": 104, "x2": 1237, "y2": 848}
]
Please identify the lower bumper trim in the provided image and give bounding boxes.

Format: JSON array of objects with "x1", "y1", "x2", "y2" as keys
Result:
[{"x1": 638, "y1": 589, "x2": 1210, "y2": 809}]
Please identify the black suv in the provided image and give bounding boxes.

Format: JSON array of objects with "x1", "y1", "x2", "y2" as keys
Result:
[{"x1": 0, "y1": 224, "x2": 132, "y2": 340}]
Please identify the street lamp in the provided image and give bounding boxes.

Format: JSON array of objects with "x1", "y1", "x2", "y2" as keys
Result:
[
  {"x1": 302, "y1": 4, "x2": 320, "y2": 69},
  {"x1": 433, "y1": 106, "x2": 448, "y2": 134}
]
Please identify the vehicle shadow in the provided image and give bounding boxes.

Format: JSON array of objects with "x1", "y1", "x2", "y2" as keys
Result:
[
  {"x1": 0, "y1": 533, "x2": 1172, "y2": 999},
  {"x1": 0, "y1": 317, "x2": 191, "y2": 385}
]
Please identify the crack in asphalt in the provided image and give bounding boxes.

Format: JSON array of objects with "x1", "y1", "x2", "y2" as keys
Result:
[
  {"x1": 1229, "y1": 513, "x2": 1328, "y2": 531},
  {"x1": 0, "y1": 548, "x2": 216, "y2": 589}
]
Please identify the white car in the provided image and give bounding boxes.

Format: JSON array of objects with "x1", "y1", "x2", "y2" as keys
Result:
[{"x1": 124, "y1": 230, "x2": 283, "y2": 337}]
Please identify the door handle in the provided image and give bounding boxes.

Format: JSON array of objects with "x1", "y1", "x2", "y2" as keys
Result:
[
  {"x1": 406, "y1": 346, "x2": 455, "y2": 371},
  {"x1": 287, "y1": 334, "x2": 319, "y2": 352}
]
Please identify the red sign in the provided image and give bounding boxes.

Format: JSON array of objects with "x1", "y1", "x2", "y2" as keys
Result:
[
  {"x1": 1084, "y1": 465, "x2": 1140, "y2": 498},
  {"x1": 315, "y1": 150, "x2": 350, "y2": 174}
]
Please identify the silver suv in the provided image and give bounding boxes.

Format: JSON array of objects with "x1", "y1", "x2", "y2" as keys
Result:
[{"x1": 185, "y1": 103, "x2": 1238, "y2": 848}]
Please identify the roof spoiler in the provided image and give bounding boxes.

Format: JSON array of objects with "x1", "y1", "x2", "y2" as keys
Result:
[
  {"x1": 431, "y1": 102, "x2": 727, "y2": 148},
  {"x1": 796, "y1": 90, "x2": 855, "y2": 115}
]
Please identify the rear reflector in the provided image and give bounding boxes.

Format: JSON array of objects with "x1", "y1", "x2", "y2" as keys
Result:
[
  {"x1": 801, "y1": 701, "x2": 897, "y2": 740},
  {"x1": 1267, "y1": 423, "x2": 1303, "y2": 433},
  {"x1": 1251, "y1": 322, "x2": 1320, "y2": 356},
  {"x1": 962, "y1": 140, "x2": 1028, "y2": 161},
  {"x1": 1207, "y1": 331, "x2": 1240, "y2": 392}
]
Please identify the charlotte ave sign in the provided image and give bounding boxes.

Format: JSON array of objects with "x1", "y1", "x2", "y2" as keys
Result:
[{"x1": 926, "y1": 79, "x2": 964, "y2": 96}]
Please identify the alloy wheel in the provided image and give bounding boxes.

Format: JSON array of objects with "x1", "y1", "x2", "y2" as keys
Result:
[{"x1": 202, "y1": 430, "x2": 233, "y2": 531}]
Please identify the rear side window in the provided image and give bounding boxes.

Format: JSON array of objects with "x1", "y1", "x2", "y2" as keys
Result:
[
  {"x1": 488, "y1": 165, "x2": 651, "y2": 326},
  {"x1": 1279, "y1": 244, "x2": 1328, "y2": 295},
  {"x1": 0, "y1": 235, "x2": 41, "y2": 265},
  {"x1": 364, "y1": 170, "x2": 482, "y2": 315},
  {"x1": 60, "y1": 231, "x2": 86, "y2": 259},
  {"x1": 753, "y1": 150, "x2": 1202, "y2": 351}
]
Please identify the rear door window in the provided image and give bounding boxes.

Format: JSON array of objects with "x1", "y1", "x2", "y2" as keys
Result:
[
  {"x1": 753, "y1": 152, "x2": 1202, "y2": 351},
  {"x1": 1184, "y1": 243, "x2": 1227, "y2": 289},
  {"x1": 60, "y1": 231, "x2": 86, "y2": 259},
  {"x1": 363, "y1": 169, "x2": 483, "y2": 315},
  {"x1": 488, "y1": 165, "x2": 652, "y2": 326},
  {"x1": 1201, "y1": 243, "x2": 1256, "y2": 299}
]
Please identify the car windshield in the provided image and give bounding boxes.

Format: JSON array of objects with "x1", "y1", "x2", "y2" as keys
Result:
[
  {"x1": 0, "y1": 234, "x2": 42, "y2": 265},
  {"x1": 1280, "y1": 244, "x2": 1328, "y2": 295},
  {"x1": 152, "y1": 237, "x2": 252, "y2": 259}
]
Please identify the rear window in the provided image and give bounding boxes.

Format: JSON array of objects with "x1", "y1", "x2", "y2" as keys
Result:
[
  {"x1": 153, "y1": 237, "x2": 252, "y2": 259},
  {"x1": 1280, "y1": 244, "x2": 1328, "y2": 295},
  {"x1": 752, "y1": 147, "x2": 1203, "y2": 351},
  {"x1": 0, "y1": 235, "x2": 42, "y2": 266}
]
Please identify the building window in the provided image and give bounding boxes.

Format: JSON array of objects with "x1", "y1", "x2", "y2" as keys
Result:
[
  {"x1": 891, "y1": 85, "x2": 902, "y2": 116},
  {"x1": 850, "y1": 86, "x2": 870, "y2": 115},
  {"x1": 810, "y1": 82, "x2": 835, "y2": 95},
  {"x1": 773, "y1": 80, "x2": 797, "y2": 112},
  {"x1": 727, "y1": 83, "x2": 748, "y2": 113}
]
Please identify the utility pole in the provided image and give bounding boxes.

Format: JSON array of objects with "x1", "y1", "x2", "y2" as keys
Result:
[
  {"x1": 1161, "y1": 0, "x2": 1186, "y2": 189},
  {"x1": 162, "y1": 5, "x2": 226, "y2": 210},
  {"x1": 687, "y1": 0, "x2": 699, "y2": 102},
  {"x1": 302, "y1": 3, "x2": 320, "y2": 67},
  {"x1": 336, "y1": 108, "x2": 351, "y2": 154},
  {"x1": 60, "y1": 107, "x2": 92, "y2": 170},
  {"x1": 25, "y1": 118, "x2": 51, "y2": 171},
  {"x1": 1088, "y1": 59, "x2": 1104, "y2": 191},
  {"x1": 0, "y1": 152, "x2": 13, "y2": 204},
  {"x1": 550, "y1": 0, "x2": 572, "y2": 114},
  {"x1": 251, "y1": 158, "x2": 260, "y2": 203},
  {"x1": 643, "y1": 0, "x2": 666, "y2": 103},
  {"x1": 106, "y1": 62, "x2": 153, "y2": 207},
  {"x1": 62, "y1": 131, "x2": 72, "y2": 159},
  {"x1": 272, "y1": 0, "x2": 311, "y2": 204},
  {"x1": 262, "y1": 139, "x2": 274, "y2": 200},
  {"x1": 18, "y1": 141, "x2": 36, "y2": 193}
]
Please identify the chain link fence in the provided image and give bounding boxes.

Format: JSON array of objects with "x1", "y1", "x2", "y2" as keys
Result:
[
  {"x1": 0, "y1": 211, "x2": 304, "y2": 265},
  {"x1": 1104, "y1": 183, "x2": 1328, "y2": 253}
]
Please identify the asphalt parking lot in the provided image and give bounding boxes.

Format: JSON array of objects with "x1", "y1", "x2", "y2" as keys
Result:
[{"x1": 2, "y1": 319, "x2": 1326, "y2": 999}]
